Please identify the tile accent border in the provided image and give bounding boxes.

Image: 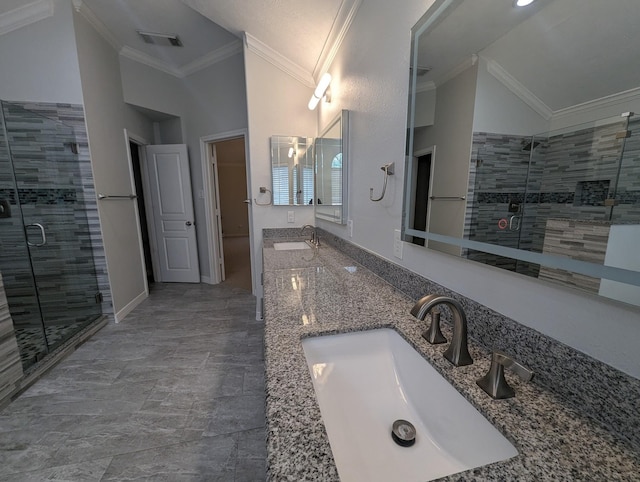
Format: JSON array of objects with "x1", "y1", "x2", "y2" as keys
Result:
[{"x1": 316, "y1": 227, "x2": 640, "y2": 450}]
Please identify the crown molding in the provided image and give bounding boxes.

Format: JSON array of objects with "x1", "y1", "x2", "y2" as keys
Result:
[
  {"x1": 122, "y1": 41, "x2": 243, "y2": 79},
  {"x1": 415, "y1": 81, "x2": 436, "y2": 94},
  {"x1": 120, "y1": 46, "x2": 183, "y2": 78},
  {"x1": 72, "y1": 0, "x2": 120, "y2": 52},
  {"x1": 0, "y1": 0, "x2": 53, "y2": 37},
  {"x1": 181, "y1": 39, "x2": 243, "y2": 77},
  {"x1": 244, "y1": 32, "x2": 314, "y2": 87},
  {"x1": 486, "y1": 58, "x2": 553, "y2": 121},
  {"x1": 73, "y1": 0, "x2": 240, "y2": 79},
  {"x1": 552, "y1": 86, "x2": 640, "y2": 122},
  {"x1": 313, "y1": 0, "x2": 363, "y2": 81},
  {"x1": 435, "y1": 54, "x2": 478, "y2": 88}
]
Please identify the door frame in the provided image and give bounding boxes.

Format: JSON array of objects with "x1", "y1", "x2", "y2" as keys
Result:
[
  {"x1": 413, "y1": 145, "x2": 436, "y2": 235},
  {"x1": 123, "y1": 128, "x2": 156, "y2": 294},
  {"x1": 200, "y1": 129, "x2": 255, "y2": 293}
]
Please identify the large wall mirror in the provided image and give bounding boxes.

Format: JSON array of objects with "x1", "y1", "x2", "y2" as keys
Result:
[
  {"x1": 403, "y1": 0, "x2": 640, "y2": 307},
  {"x1": 270, "y1": 135, "x2": 314, "y2": 205},
  {"x1": 316, "y1": 110, "x2": 349, "y2": 224}
]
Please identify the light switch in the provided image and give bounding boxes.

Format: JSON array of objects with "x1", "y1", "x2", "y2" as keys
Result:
[{"x1": 287, "y1": 211, "x2": 295, "y2": 223}]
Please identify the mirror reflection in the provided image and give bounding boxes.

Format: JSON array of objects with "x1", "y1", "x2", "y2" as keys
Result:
[
  {"x1": 404, "y1": 0, "x2": 640, "y2": 306},
  {"x1": 316, "y1": 110, "x2": 349, "y2": 224},
  {"x1": 270, "y1": 135, "x2": 314, "y2": 205}
]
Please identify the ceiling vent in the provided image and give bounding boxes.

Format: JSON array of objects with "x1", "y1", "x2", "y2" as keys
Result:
[
  {"x1": 137, "y1": 30, "x2": 183, "y2": 47},
  {"x1": 411, "y1": 66, "x2": 432, "y2": 77}
]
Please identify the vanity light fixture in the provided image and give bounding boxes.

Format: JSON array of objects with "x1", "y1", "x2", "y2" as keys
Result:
[
  {"x1": 308, "y1": 73, "x2": 332, "y2": 110},
  {"x1": 514, "y1": 0, "x2": 535, "y2": 6}
]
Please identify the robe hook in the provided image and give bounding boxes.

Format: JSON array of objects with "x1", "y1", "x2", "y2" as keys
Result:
[{"x1": 370, "y1": 162, "x2": 394, "y2": 202}]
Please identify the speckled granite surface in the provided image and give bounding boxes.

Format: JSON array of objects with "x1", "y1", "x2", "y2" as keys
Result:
[{"x1": 262, "y1": 234, "x2": 640, "y2": 481}]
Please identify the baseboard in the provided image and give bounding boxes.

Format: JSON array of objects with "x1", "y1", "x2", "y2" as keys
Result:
[
  {"x1": 115, "y1": 289, "x2": 148, "y2": 322},
  {"x1": 201, "y1": 275, "x2": 213, "y2": 284}
]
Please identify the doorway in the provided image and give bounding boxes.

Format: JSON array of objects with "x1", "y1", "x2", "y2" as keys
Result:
[
  {"x1": 128, "y1": 140, "x2": 154, "y2": 284},
  {"x1": 206, "y1": 136, "x2": 252, "y2": 292}
]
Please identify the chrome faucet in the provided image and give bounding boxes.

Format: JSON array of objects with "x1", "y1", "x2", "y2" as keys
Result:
[
  {"x1": 410, "y1": 294, "x2": 473, "y2": 366},
  {"x1": 300, "y1": 224, "x2": 320, "y2": 246}
]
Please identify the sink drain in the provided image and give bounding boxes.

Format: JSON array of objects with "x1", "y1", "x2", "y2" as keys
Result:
[{"x1": 391, "y1": 419, "x2": 416, "y2": 447}]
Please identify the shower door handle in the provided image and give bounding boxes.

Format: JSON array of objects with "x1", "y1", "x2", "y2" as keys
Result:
[
  {"x1": 509, "y1": 216, "x2": 521, "y2": 231},
  {"x1": 26, "y1": 223, "x2": 47, "y2": 247}
]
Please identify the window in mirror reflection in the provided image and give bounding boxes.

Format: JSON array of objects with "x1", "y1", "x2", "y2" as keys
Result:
[
  {"x1": 403, "y1": 0, "x2": 640, "y2": 307},
  {"x1": 270, "y1": 136, "x2": 314, "y2": 205}
]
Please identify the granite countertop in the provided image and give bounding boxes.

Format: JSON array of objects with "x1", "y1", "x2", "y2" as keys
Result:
[{"x1": 262, "y1": 239, "x2": 640, "y2": 481}]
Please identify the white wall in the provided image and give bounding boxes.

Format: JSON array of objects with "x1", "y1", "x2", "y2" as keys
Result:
[
  {"x1": 414, "y1": 63, "x2": 477, "y2": 255},
  {"x1": 73, "y1": 9, "x2": 153, "y2": 319},
  {"x1": 157, "y1": 117, "x2": 183, "y2": 144},
  {"x1": 120, "y1": 57, "x2": 186, "y2": 119},
  {"x1": 244, "y1": 48, "x2": 317, "y2": 300},
  {"x1": 120, "y1": 54, "x2": 248, "y2": 280},
  {"x1": 315, "y1": 0, "x2": 640, "y2": 378},
  {"x1": 473, "y1": 56, "x2": 549, "y2": 136},
  {"x1": 0, "y1": 0, "x2": 83, "y2": 103},
  {"x1": 182, "y1": 55, "x2": 248, "y2": 275}
]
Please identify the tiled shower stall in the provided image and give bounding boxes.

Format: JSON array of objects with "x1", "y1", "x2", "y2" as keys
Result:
[
  {"x1": 0, "y1": 101, "x2": 111, "y2": 381},
  {"x1": 465, "y1": 114, "x2": 640, "y2": 291}
]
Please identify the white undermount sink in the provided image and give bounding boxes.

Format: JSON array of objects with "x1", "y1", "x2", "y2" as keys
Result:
[
  {"x1": 302, "y1": 328, "x2": 518, "y2": 482},
  {"x1": 273, "y1": 241, "x2": 311, "y2": 250}
]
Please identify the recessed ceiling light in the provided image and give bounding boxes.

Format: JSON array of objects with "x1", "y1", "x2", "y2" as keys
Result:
[{"x1": 515, "y1": 0, "x2": 536, "y2": 6}]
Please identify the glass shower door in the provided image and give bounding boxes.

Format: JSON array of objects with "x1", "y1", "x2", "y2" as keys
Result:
[
  {"x1": 2, "y1": 102, "x2": 102, "y2": 360},
  {"x1": 466, "y1": 137, "x2": 532, "y2": 271},
  {"x1": 0, "y1": 105, "x2": 48, "y2": 368}
]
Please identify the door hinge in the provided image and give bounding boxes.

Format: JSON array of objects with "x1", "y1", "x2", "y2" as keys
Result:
[{"x1": 95, "y1": 291, "x2": 103, "y2": 304}]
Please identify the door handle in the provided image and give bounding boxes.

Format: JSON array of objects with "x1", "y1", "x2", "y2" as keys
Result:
[
  {"x1": 509, "y1": 215, "x2": 521, "y2": 231},
  {"x1": 186, "y1": 221, "x2": 192, "y2": 226},
  {"x1": 243, "y1": 199, "x2": 251, "y2": 204},
  {"x1": 26, "y1": 223, "x2": 46, "y2": 247}
]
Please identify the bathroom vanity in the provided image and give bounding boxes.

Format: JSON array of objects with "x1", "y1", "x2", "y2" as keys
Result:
[{"x1": 262, "y1": 230, "x2": 640, "y2": 481}]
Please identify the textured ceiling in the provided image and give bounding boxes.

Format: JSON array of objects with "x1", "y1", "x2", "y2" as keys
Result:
[
  {"x1": 182, "y1": 0, "x2": 344, "y2": 75},
  {"x1": 75, "y1": 0, "x2": 348, "y2": 79},
  {"x1": 81, "y1": 0, "x2": 239, "y2": 69}
]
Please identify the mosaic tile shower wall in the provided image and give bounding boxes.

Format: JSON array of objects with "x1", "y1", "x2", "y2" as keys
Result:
[
  {"x1": 465, "y1": 132, "x2": 538, "y2": 275},
  {"x1": 0, "y1": 272, "x2": 22, "y2": 401},
  {"x1": 0, "y1": 101, "x2": 112, "y2": 365},
  {"x1": 465, "y1": 115, "x2": 640, "y2": 288}
]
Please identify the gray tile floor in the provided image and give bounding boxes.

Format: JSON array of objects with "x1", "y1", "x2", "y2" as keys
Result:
[{"x1": 0, "y1": 283, "x2": 266, "y2": 481}]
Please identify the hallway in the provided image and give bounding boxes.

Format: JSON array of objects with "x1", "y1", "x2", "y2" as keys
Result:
[{"x1": 0, "y1": 283, "x2": 266, "y2": 481}]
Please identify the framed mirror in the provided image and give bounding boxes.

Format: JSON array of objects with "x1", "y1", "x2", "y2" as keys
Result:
[
  {"x1": 403, "y1": 0, "x2": 640, "y2": 307},
  {"x1": 270, "y1": 135, "x2": 314, "y2": 205},
  {"x1": 315, "y1": 110, "x2": 349, "y2": 224}
]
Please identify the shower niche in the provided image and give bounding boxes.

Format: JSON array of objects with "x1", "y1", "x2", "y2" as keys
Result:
[{"x1": 0, "y1": 101, "x2": 108, "y2": 371}]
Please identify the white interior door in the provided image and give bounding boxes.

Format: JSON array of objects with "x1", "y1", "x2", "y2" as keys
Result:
[{"x1": 145, "y1": 144, "x2": 200, "y2": 283}]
